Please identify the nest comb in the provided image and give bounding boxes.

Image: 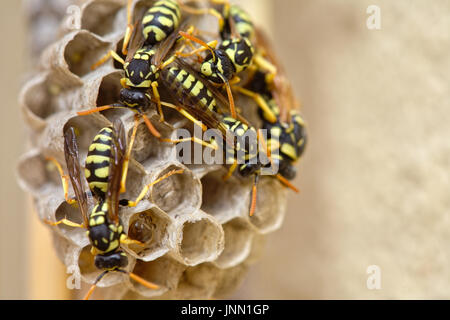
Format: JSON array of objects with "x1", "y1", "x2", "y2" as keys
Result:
[{"x1": 17, "y1": 0, "x2": 289, "y2": 299}]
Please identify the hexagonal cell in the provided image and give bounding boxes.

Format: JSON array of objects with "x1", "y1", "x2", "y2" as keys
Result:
[
  {"x1": 20, "y1": 73, "x2": 55, "y2": 128},
  {"x1": 63, "y1": 113, "x2": 111, "y2": 154},
  {"x1": 248, "y1": 177, "x2": 288, "y2": 234},
  {"x1": 127, "y1": 255, "x2": 186, "y2": 297},
  {"x1": 174, "y1": 263, "x2": 220, "y2": 299},
  {"x1": 200, "y1": 169, "x2": 250, "y2": 223},
  {"x1": 81, "y1": 0, "x2": 125, "y2": 37},
  {"x1": 244, "y1": 233, "x2": 267, "y2": 265},
  {"x1": 64, "y1": 31, "x2": 110, "y2": 77},
  {"x1": 176, "y1": 213, "x2": 224, "y2": 266},
  {"x1": 95, "y1": 71, "x2": 123, "y2": 107},
  {"x1": 125, "y1": 206, "x2": 172, "y2": 261},
  {"x1": 214, "y1": 218, "x2": 254, "y2": 269},
  {"x1": 50, "y1": 228, "x2": 84, "y2": 267},
  {"x1": 54, "y1": 200, "x2": 88, "y2": 246},
  {"x1": 17, "y1": 150, "x2": 60, "y2": 196},
  {"x1": 78, "y1": 244, "x2": 135, "y2": 287},
  {"x1": 126, "y1": 116, "x2": 174, "y2": 164},
  {"x1": 151, "y1": 164, "x2": 202, "y2": 217}
]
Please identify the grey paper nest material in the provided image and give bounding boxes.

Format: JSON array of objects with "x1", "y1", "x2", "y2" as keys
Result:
[{"x1": 18, "y1": 0, "x2": 289, "y2": 299}]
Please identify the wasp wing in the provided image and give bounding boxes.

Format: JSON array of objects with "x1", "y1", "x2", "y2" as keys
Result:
[
  {"x1": 164, "y1": 58, "x2": 237, "y2": 144},
  {"x1": 125, "y1": 4, "x2": 147, "y2": 63},
  {"x1": 63, "y1": 126, "x2": 90, "y2": 227},
  {"x1": 153, "y1": 19, "x2": 194, "y2": 68},
  {"x1": 106, "y1": 120, "x2": 127, "y2": 224}
]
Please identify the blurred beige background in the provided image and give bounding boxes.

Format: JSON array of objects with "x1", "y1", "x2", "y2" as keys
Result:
[{"x1": 1, "y1": 0, "x2": 450, "y2": 299}]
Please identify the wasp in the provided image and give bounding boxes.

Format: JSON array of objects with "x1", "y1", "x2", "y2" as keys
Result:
[
  {"x1": 259, "y1": 98, "x2": 307, "y2": 181},
  {"x1": 83, "y1": 3, "x2": 216, "y2": 149},
  {"x1": 158, "y1": 58, "x2": 296, "y2": 216},
  {"x1": 241, "y1": 29, "x2": 307, "y2": 182},
  {"x1": 176, "y1": 32, "x2": 253, "y2": 119},
  {"x1": 45, "y1": 119, "x2": 183, "y2": 300},
  {"x1": 175, "y1": 1, "x2": 280, "y2": 123},
  {"x1": 82, "y1": 0, "x2": 186, "y2": 130},
  {"x1": 81, "y1": 19, "x2": 183, "y2": 137},
  {"x1": 121, "y1": 0, "x2": 219, "y2": 55}
]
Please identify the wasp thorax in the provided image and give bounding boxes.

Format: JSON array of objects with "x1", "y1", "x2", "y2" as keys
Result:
[
  {"x1": 119, "y1": 88, "x2": 149, "y2": 110},
  {"x1": 202, "y1": 50, "x2": 235, "y2": 83}
]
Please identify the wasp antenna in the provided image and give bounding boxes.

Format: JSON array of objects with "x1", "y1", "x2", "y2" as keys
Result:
[
  {"x1": 77, "y1": 105, "x2": 116, "y2": 116},
  {"x1": 83, "y1": 270, "x2": 109, "y2": 300},
  {"x1": 128, "y1": 272, "x2": 160, "y2": 290},
  {"x1": 179, "y1": 31, "x2": 216, "y2": 60},
  {"x1": 249, "y1": 175, "x2": 259, "y2": 217},
  {"x1": 276, "y1": 174, "x2": 300, "y2": 193}
]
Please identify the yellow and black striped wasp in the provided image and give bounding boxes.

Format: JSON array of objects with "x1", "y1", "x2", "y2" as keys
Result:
[
  {"x1": 243, "y1": 28, "x2": 307, "y2": 182},
  {"x1": 121, "y1": 0, "x2": 219, "y2": 55},
  {"x1": 175, "y1": 0, "x2": 280, "y2": 124},
  {"x1": 158, "y1": 57, "x2": 295, "y2": 216},
  {"x1": 81, "y1": 1, "x2": 217, "y2": 149},
  {"x1": 80, "y1": 16, "x2": 182, "y2": 138},
  {"x1": 46, "y1": 119, "x2": 183, "y2": 300}
]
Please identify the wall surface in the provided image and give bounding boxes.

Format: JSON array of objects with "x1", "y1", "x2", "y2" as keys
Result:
[
  {"x1": 0, "y1": 0, "x2": 27, "y2": 299},
  {"x1": 234, "y1": 0, "x2": 450, "y2": 299}
]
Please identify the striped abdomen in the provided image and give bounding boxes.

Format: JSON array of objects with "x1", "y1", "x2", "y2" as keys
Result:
[
  {"x1": 142, "y1": 0, "x2": 181, "y2": 45},
  {"x1": 221, "y1": 4, "x2": 254, "y2": 40},
  {"x1": 85, "y1": 127, "x2": 114, "y2": 200},
  {"x1": 163, "y1": 67, "x2": 218, "y2": 113}
]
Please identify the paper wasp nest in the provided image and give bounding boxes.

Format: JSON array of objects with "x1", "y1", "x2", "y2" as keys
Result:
[{"x1": 17, "y1": 0, "x2": 289, "y2": 299}]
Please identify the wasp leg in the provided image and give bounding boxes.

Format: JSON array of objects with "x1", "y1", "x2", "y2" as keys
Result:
[
  {"x1": 150, "y1": 82, "x2": 165, "y2": 123},
  {"x1": 232, "y1": 86, "x2": 277, "y2": 123},
  {"x1": 43, "y1": 218, "x2": 85, "y2": 229},
  {"x1": 160, "y1": 101, "x2": 207, "y2": 131},
  {"x1": 123, "y1": 169, "x2": 184, "y2": 207},
  {"x1": 180, "y1": 3, "x2": 224, "y2": 30},
  {"x1": 252, "y1": 53, "x2": 277, "y2": 82},
  {"x1": 120, "y1": 115, "x2": 139, "y2": 194},
  {"x1": 223, "y1": 160, "x2": 237, "y2": 181},
  {"x1": 91, "y1": 50, "x2": 125, "y2": 71},
  {"x1": 121, "y1": 235, "x2": 145, "y2": 247},
  {"x1": 46, "y1": 157, "x2": 77, "y2": 205},
  {"x1": 160, "y1": 137, "x2": 218, "y2": 150}
]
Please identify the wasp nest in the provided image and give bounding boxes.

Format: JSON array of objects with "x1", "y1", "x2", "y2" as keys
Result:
[{"x1": 17, "y1": 0, "x2": 289, "y2": 299}]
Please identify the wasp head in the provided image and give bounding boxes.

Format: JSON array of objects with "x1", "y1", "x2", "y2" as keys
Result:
[{"x1": 119, "y1": 88, "x2": 149, "y2": 110}]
